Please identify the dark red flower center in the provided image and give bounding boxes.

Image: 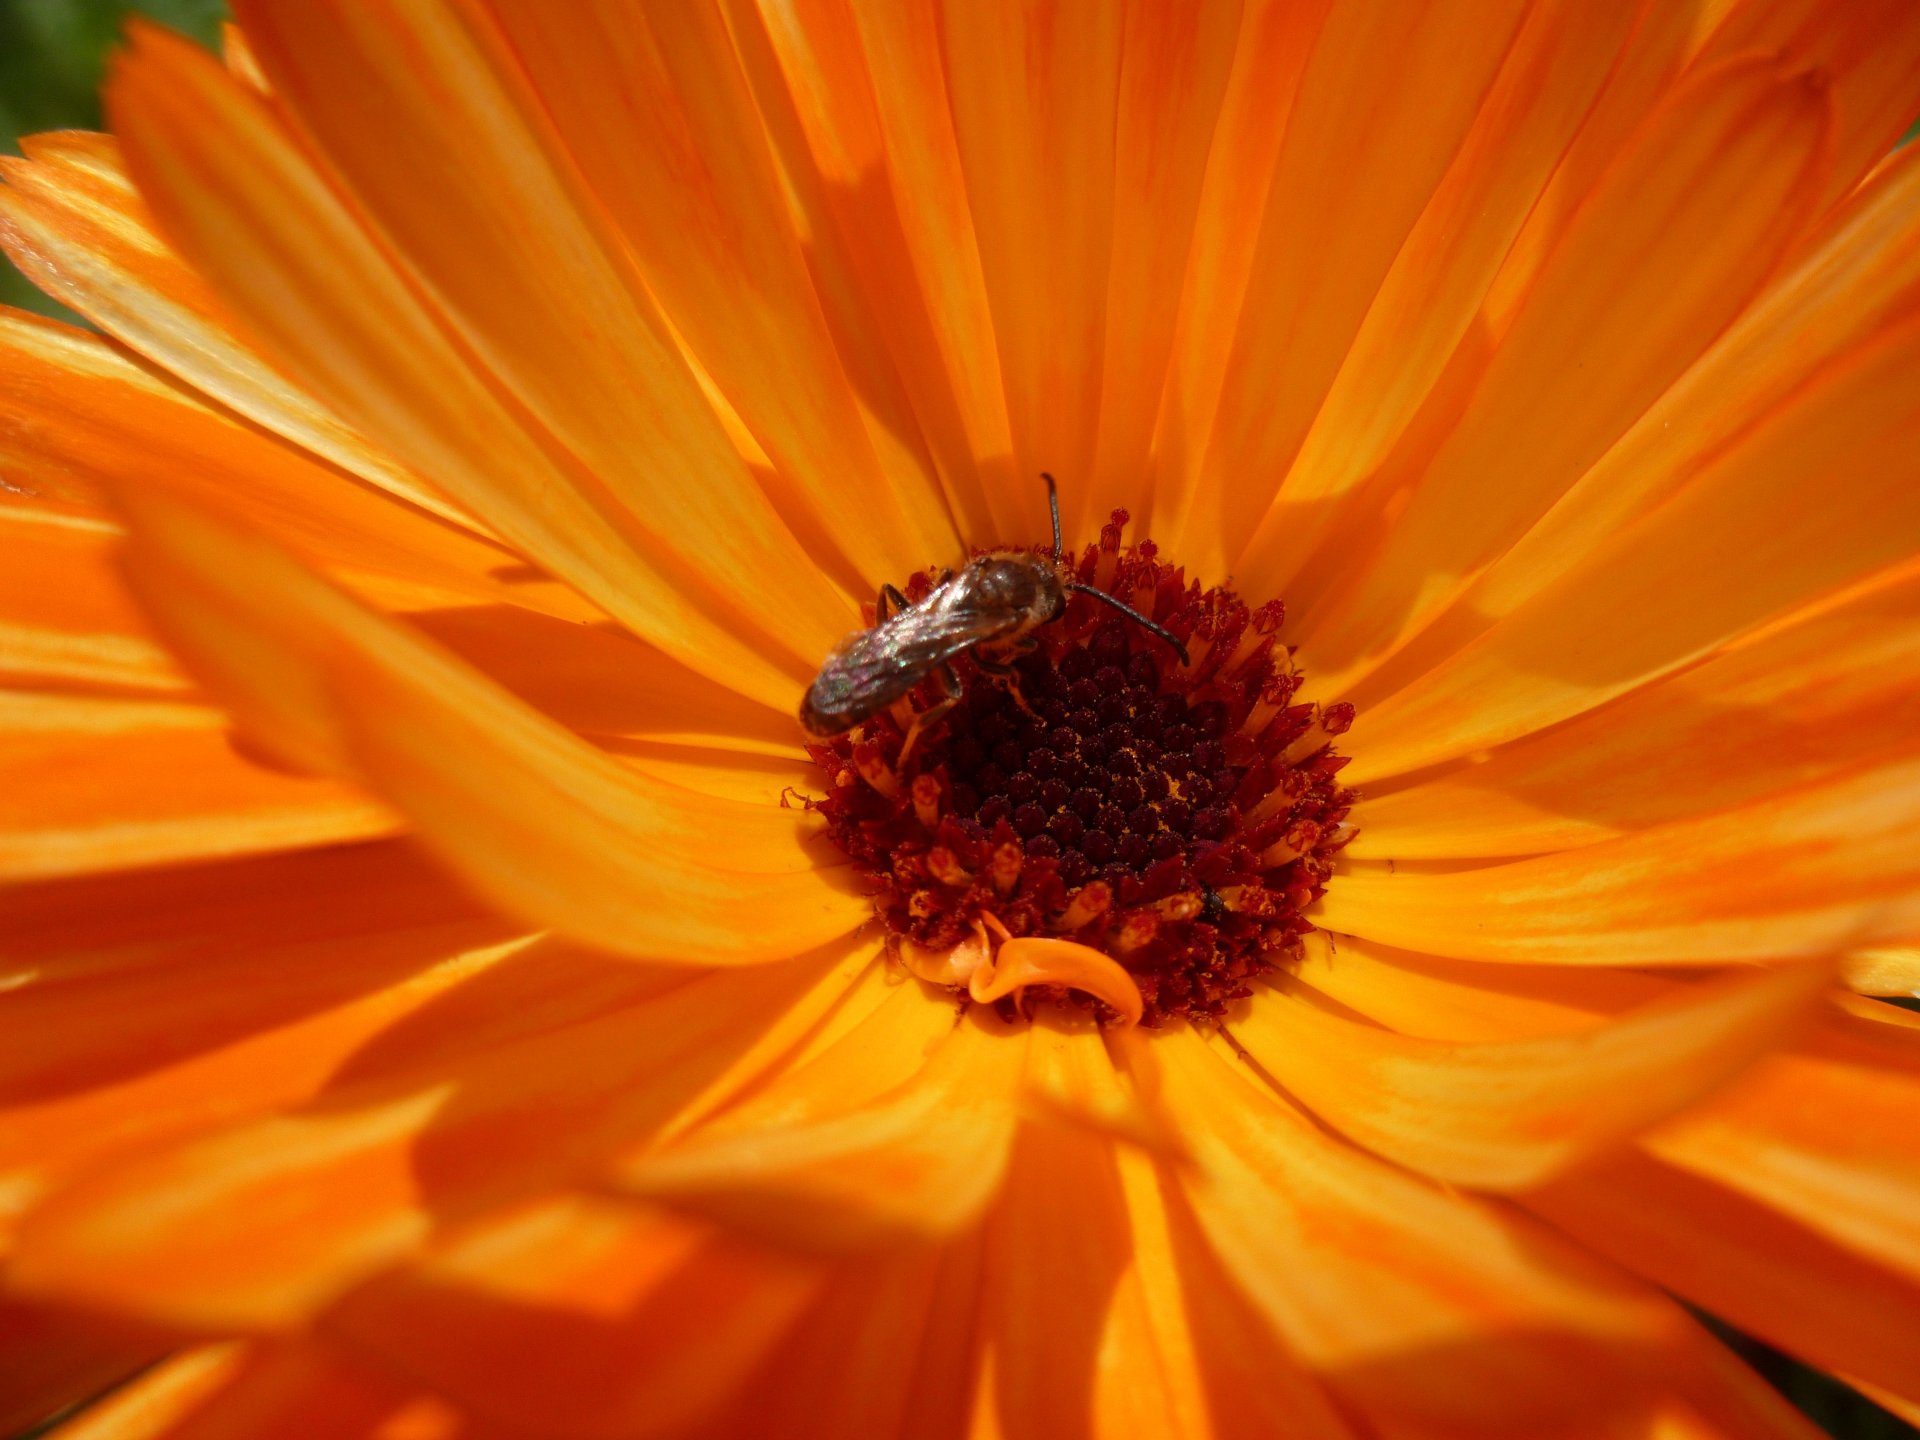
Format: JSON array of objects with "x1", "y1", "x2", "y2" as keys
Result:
[{"x1": 798, "y1": 511, "x2": 1355, "y2": 1027}]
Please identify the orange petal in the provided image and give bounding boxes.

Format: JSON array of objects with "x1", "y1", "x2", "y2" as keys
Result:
[
  {"x1": 615, "y1": 1001, "x2": 1025, "y2": 1251},
  {"x1": 1079, "y1": 2, "x2": 1245, "y2": 537},
  {"x1": 1350, "y1": 557, "x2": 1920, "y2": 860},
  {"x1": 1299, "y1": 55, "x2": 1831, "y2": 687},
  {"x1": 1230, "y1": 963, "x2": 1829, "y2": 1190},
  {"x1": 1235, "y1": 0, "x2": 1637, "y2": 593},
  {"x1": 0, "y1": 843, "x2": 508, "y2": 1108},
  {"x1": 483, "y1": 0, "x2": 958, "y2": 587},
  {"x1": 1155, "y1": 1026, "x2": 1688, "y2": 1434},
  {"x1": 1645, "y1": 1002, "x2": 1920, "y2": 1286},
  {"x1": 937, "y1": 1, "x2": 1125, "y2": 543},
  {"x1": 324, "y1": 1194, "x2": 820, "y2": 1440},
  {"x1": 106, "y1": 24, "x2": 844, "y2": 706},
  {"x1": 0, "y1": 499, "x2": 184, "y2": 693},
  {"x1": 7, "y1": 939, "x2": 866, "y2": 1329},
  {"x1": 1113, "y1": 1147, "x2": 1360, "y2": 1440},
  {"x1": 1345, "y1": 307, "x2": 1920, "y2": 783},
  {"x1": 681, "y1": 1233, "x2": 982, "y2": 1440},
  {"x1": 967, "y1": 936, "x2": 1144, "y2": 1026},
  {"x1": 43, "y1": 1344, "x2": 252, "y2": 1440},
  {"x1": 116, "y1": 488, "x2": 864, "y2": 962},
  {"x1": 796, "y1": 0, "x2": 1021, "y2": 541},
  {"x1": 1528, "y1": 1147, "x2": 1920, "y2": 1407},
  {"x1": 1322, "y1": 760, "x2": 1920, "y2": 964},
  {"x1": 1160, "y1": 0, "x2": 1529, "y2": 577},
  {"x1": 1292, "y1": 931, "x2": 1672, "y2": 1042},
  {"x1": 1349, "y1": 141, "x2": 1920, "y2": 708},
  {"x1": 1147, "y1": 0, "x2": 1328, "y2": 552},
  {"x1": 0, "y1": 689, "x2": 395, "y2": 879},
  {"x1": 0, "y1": 309, "x2": 589, "y2": 626},
  {"x1": 0, "y1": 133, "x2": 471, "y2": 529},
  {"x1": 1697, "y1": 0, "x2": 1920, "y2": 214},
  {"x1": 1845, "y1": 945, "x2": 1920, "y2": 996},
  {"x1": 0, "y1": 1299, "x2": 171, "y2": 1436}
]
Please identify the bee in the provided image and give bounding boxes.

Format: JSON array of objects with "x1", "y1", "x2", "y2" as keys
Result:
[{"x1": 799, "y1": 474, "x2": 1189, "y2": 750}]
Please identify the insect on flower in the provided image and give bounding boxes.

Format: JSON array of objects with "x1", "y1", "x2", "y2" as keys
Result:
[{"x1": 798, "y1": 474, "x2": 1190, "y2": 752}]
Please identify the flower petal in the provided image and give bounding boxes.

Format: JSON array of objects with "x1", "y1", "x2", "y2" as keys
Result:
[
  {"x1": 38, "y1": 1344, "x2": 252, "y2": 1440},
  {"x1": 1234, "y1": 0, "x2": 1637, "y2": 593},
  {"x1": 482, "y1": 0, "x2": 960, "y2": 586},
  {"x1": 1528, "y1": 1147, "x2": 1920, "y2": 1408},
  {"x1": 0, "y1": 133, "x2": 471, "y2": 529},
  {"x1": 1153, "y1": 1027, "x2": 1688, "y2": 1434},
  {"x1": 116, "y1": 487, "x2": 863, "y2": 962},
  {"x1": 1297, "y1": 55, "x2": 1831, "y2": 686},
  {"x1": 7, "y1": 940, "x2": 867, "y2": 1329},
  {"x1": 106, "y1": 24, "x2": 844, "y2": 706},
  {"x1": 1350, "y1": 557, "x2": 1920, "y2": 860},
  {"x1": 1645, "y1": 1000, "x2": 1920, "y2": 1287},
  {"x1": 1291, "y1": 931, "x2": 1672, "y2": 1042},
  {"x1": 1229, "y1": 962, "x2": 1828, "y2": 1190},
  {"x1": 0, "y1": 500, "x2": 183, "y2": 693},
  {"x1": 0, "y1": 310, "x2": 589, "y2": 626},
  {"x1": 1339, "y1": 139, "x2": 1920, "y2": 711},
  {"x1": 324, "y1": 1194, "x2": 821, "y2": 1440},
  {"x1": 1159, "y1": 0, "x2": 1529, "y2": 577},
  {"x1": 937, "y1": 1, "x2": 1125, "y2": 543},
  {"x1": 1323, "y1": 760, "x2": 1920, "y2": 964},
  {"x1": 615, "y1": 992, "x2": 1025, "y2": 1251},
  {"x1": 0, "y1": 1299, "x2": 170, "y2": 1437},
  {"x1": 0, "y1": 690, "x2": 395, "y2": 879},
  {"x1": 1344, "y1": 307, "x2": 1920, "y2": 782}
]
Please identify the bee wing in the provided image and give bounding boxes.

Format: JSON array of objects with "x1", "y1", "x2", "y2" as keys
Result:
[{"x1": 802, "y1": 604, "x2": 1018, "y2": 733}]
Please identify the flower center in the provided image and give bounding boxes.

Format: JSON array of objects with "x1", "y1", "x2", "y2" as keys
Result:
[{"x1": 799, "y1": 511, "x2": 1355, "y2": 1027}]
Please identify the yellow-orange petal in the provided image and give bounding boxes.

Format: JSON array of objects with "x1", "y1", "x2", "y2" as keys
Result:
[
  {"x1": 1298, "y1": 55, "x2": 1831, "y2": 687},
  {"x1": 1348, "y1": 142, "x2": 1920, "y2": 707},
  {"x1": 1080, "y1": 1, "x2": 1245, "y2": 537},
  {"x1": 323, "y1": 1194, "x2": 820, "y2": 1440},
  {"x1": 1292, "y1": 931, "x2": 1672, "y2": 1042},
  {"x1": 0, "y1": 1300, "x2": 171, "y2": 1437},
  {"x1": 0, "y1": 310, "x2": 588, "y2": 626},
  {"x1": 967, "y1": 936, "x2": 1144, "y2": 1026},
  {"x1": 0, "y1": 134, "x2": 471, "y2": 529},
  {"x1": 1234, "y1": 0, "x2": 1637, "y2": 593},
  {"x1": 1154, "y1": 1027, "x2": 1687, "y2": 1434},
  {"x1": 115, "y1": 488, "x2": 863, "y2": 962},
  {"x1": 1161, "y1": 0, "x2": 1528, "y2": 578},
  {"x1": 1230, "y1": 963, "x2": 1828, "y2": 1190},
  {"x1": 105, "y1": 24, "x2": 844, "y2": 706},
  {"x1": 1846, "y1": 945, "x2": 1920, "y2": 996},
  {"x1": 0, "y1": 690, "x2": 395, "y2": 879},
  {"x1": 1323, "y1": 760, "x2": 1920, "y2": 964},
  {"x1": 1645, "y1": 1001, "x2": 1920, "y2": 1286},
  {"x1": 1345, "y1": 306, "x2": 1920, "y2": 782},
  {"x1": 1528, "y1": 1148, "x2": 1920, "y2": 1406},
  {"x1": 937, "y1": 1, "x2": 1124, "y2": 542},
  {"x1": 482, "y1": 0, "x2": 958, "y2": 588},
  {"x1": 6, "y1": 941, "x2": 863, "y2": 1329},
  {"x1": 39, "y1": 1344, "x2": 251, "y2": 1440},
  {"x1": 0, "y1": 500, "x2": 184, "y2": 693},
  {"x1": 1350, "y1": 557, "x2": 1920, "y2": 860},
  {"x1": 616, "y1": 1002, "x2": 1025, "y2": 1252}
]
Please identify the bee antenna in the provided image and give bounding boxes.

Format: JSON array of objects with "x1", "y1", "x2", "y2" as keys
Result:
[
  {"x1": 1041, "y1": 472, "x2": 1062, "y2": 561},
  {"x1": 1066, "y1": 583, "x2": 1190, "y2": 666}
]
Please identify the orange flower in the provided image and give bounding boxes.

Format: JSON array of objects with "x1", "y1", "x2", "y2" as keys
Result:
[{"x1": 4, "y1": 3, "x2": 1920, "y2": 1436}]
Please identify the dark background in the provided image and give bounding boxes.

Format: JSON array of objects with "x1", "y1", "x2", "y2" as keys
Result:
[{"x1": 0, "y1": 2, "x2": 1915, "y2": 1436}]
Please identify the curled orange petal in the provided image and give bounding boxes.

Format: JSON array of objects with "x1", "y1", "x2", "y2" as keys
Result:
[{"x1": 967, "y1": 937, "x2": 1143, "y2": 1028}]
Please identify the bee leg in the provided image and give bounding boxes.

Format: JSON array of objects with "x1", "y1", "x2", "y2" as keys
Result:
[
  {"x1": 875, "y1": 583, "x2": 911, "y2": 624},
  {"x1": 899, "y1": 662, "x2": 963, "y2": 766},
  {"x1": 975, "y1": 648, "x2": 1040, "y2": 721}
]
